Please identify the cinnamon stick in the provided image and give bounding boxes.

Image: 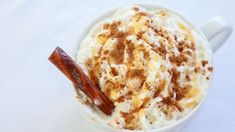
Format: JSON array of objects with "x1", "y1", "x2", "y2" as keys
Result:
[{"x1": 49, "y1": 47, "x2": 114, "y2": 115}]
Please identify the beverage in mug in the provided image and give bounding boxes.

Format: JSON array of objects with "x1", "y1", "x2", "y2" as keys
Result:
[{"x1": 75, "y1": 5, "x2": 214, "y2": 130}]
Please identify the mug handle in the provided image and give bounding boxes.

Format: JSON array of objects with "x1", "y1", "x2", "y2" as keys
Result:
[{"x1": 201, "y1": 16, "x2": 233, "y2": 53}]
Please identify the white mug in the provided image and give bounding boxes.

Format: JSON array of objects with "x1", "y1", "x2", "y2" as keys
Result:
[{"x1": 75, "y1": 4, "x2": 233, "y2": 132}]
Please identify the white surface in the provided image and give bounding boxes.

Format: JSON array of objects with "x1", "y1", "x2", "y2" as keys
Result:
[{"x1": 0, "y1": 0, "x2": 234, "y2": 132}]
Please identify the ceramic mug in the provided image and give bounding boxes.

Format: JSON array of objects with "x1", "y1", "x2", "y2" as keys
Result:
[{"x1": 75, "y1": 4, "x2": 233, "y2": 132}]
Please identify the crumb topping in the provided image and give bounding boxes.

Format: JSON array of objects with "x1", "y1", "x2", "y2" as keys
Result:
[{"x1": 76, "y1": 6, "x2": 213, "y2": 130}]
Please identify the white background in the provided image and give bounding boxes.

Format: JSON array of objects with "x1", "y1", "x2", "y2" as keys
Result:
[{"x1": 0, "y1": 0, "x2": 234, "y2": 132}]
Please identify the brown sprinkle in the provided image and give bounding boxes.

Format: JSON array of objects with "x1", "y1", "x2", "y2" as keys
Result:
[
  {"x1": 126, "y1": 41, "x2": 135, "y2": 63},
  {"x1": 103, "y1": 23, "x2": 110, "y2": 29},
  {"x1": 170, "y1": 68, "x2": 180, "y2": 84},
  {"x1": 111, "y1": 67, "x2": 118, "y2": 76},
  {"x1": 151, "y1": 43, "x2": 167, "y2": 58},
  {"x1": 161, "y1": 97, "x2": 183, "y2": 112},
  {"x1": 128, "y1": 69, "x2": 146, "y2": 82},
  {"x1": 116, "y1": 91, "x2": 133, "y2": 103},
  {"x1": 208, "y1": 66, "x2": 213, "y2": 72},
  {"x1": 137, "y1": 31, "x2": 145, "y2": 40},
  {"x1": 121, "y1": 112, "x2": 136, "y2": 130},
  {"x1": 109, "y1": 40, "x2": 126, "y2": 64},
  {"x1": 169, "y1": 53, "x2": 188, "y2": 66},
  {"x1": 177, "y1": 41, "x2": 186, "y2": 52},
  {"x1": 169, "y1": 68, "x2": 190, "y2": 101},
  {"x1": 201, "y1": 60, "x2": 208, "y2": 67},
  {"x1": 194, "y1": 67, "x2": 200, "y2": 73},
  {"x1": 132, "y1": 7, "x2": 139, "y2": 11},
  {"x1": 186, "y1": 74, "x2": 191, "y2": 81},
  {"x1": 154, "y1": 80, "x2": 166, "y2": 97}
]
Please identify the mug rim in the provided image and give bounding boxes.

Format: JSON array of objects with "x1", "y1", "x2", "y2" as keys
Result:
[{"x1": 75, "y1": 4, "x2": 213, "y2": 132}]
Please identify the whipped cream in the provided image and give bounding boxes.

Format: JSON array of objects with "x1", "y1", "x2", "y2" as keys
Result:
[{"x1": 76, "y1": 5, "x2": 213, "y2": 130}]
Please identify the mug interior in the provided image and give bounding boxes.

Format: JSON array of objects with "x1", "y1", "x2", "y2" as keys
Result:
[{"x1": 74, "y1": 4, "x2": 213, "y2": 132}]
